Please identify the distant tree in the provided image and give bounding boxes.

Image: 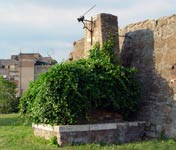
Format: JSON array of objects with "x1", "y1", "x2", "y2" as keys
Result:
[
  {"x1": 0, "y1": 76, "x2": 18, "y2": 113},
  {"x1": 51, "y1": 59, "x2": 58, "y2": 65}
]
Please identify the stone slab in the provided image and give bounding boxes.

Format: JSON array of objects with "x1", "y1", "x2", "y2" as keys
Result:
[{"x1": 33, "y1": 121, "x2": 146, "y2": 146}]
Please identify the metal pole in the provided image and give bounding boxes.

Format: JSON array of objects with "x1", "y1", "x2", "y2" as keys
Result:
[
  {"x1": 91, "y1": 17, "x2": 93, "y2": 45},
  {"x1": 19, "y1": 53, "x2": 22, "y2": 97}
]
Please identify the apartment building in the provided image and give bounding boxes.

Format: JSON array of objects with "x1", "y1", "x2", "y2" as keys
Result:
[{"x1": 0, "y1": 53, "x2": 53, "y2": 97}]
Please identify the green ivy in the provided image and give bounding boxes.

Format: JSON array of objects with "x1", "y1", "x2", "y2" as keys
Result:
[{"x1": 19, "y1": 39, "x2": 140, "y2": 125}]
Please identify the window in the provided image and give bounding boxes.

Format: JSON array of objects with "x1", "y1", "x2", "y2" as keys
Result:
[{"x1": 10, "y1": 65, "x2": 15, "y2": 71}]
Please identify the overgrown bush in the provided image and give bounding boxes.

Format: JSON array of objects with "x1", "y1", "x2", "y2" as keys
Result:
[
  {"x1": 19, "y1": 39, "x2": 140, "y2": 125},
  {"x1": 0, "y1": 76, "x2": 18, "y2": 113}
]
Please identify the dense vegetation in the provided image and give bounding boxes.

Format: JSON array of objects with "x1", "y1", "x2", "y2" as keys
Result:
[
  {"x1": 1, "y1": 113, "x2": 176, "y2": 150},
  {"x1": 19, "y1": 39, "x2": 140, "y2": 125},
  {"x1": 0, "y1": 76, "x2": 18, "y2": 113}
]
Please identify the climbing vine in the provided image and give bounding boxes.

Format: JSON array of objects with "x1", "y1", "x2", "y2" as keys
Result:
[{"x1": 19, "y1": 39, "x2": 140, "y2": 125}]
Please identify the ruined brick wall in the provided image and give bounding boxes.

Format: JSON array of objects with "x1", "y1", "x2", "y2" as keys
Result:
[
  {"x1": 84, "y1": 13, "x2": 119, "y2": 57},
  {"x1": 68, "y1": 38, "x2": 84, "y2": 61},
  {"x1": 120, "y1": 15, "x2": 176, "y2": 137},
  {"x1": 69, "y1": 13, "x2": 176, "y2": 138},
  {"x1": 69, "y1": 13, "x2": 119, "y2": 60}
]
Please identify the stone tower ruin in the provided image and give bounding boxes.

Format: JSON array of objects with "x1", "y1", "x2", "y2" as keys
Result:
[
  {"x1": 69, "y1": 13, "x2": 119, "y2": 60},
  {"x1": 69, "y1": 13, "x2": 176, "y2": 138},
  {"x1": 120, "y1": 15, "x2": 176, "y2": 138}
]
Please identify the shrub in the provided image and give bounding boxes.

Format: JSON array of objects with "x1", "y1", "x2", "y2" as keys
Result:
[{"x1": 19, "y1": 39, "x2": 140, "y2": 125}]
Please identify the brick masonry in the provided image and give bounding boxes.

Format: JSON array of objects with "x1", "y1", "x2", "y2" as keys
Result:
[
  {"x1": 69, "y1": 13, "x2": 119, "y2": 61},
  {"x1": 69, "y1": 13, "x2": 176, "y2": 138},
  {"x1": 120, "y1": 14, "x2": 176, "y2": 138}
]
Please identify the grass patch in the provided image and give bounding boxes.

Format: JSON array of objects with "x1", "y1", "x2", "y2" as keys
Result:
[
  {"x1": 1, "y1": 113, "x2": 176, "y2": 150},
  {"x1": 0, "y1": 113, "x2": 58, "y2": 150}
]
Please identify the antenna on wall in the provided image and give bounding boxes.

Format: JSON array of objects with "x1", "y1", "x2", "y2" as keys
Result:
[
  {"x1": 77, "y1": 5, "x2": 96, "y2": 45},
  {"x1": 47, "y1": 50, "x2": 51, "y2": 57},
  {"x1": 20, "y1": 48, "x2": 22, "y2": 54}
]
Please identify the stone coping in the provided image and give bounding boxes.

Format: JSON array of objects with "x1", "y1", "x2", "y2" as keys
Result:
[{"x1": 32, "y1": 121, "x2": 145, "y2": 133}]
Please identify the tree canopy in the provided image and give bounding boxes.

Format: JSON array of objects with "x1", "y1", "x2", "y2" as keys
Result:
[{"x1": 0, "y1": 76, "x2": 17, "y2": 113}]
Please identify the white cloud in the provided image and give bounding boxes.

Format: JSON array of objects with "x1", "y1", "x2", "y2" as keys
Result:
[
  {"x1": 0, "y1": 0, "x2": 175, "y2": 29},
  {"x1": 0, "y1": 40, "x2": 72, "y2": 62},
  {"x1": 94, "y1": 0, "x2": 176, "y2": 27},
  {"x1": 0, "y1": 3, "x2": 86, "y2": 29},
  {"x1": 0, "y1": 0, "x2": 175, "y2": 62}
]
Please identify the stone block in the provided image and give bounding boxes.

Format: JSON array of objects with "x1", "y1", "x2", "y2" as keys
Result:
[{"x1": 33, "y1": 122, "x2": 146, "y2": 146}]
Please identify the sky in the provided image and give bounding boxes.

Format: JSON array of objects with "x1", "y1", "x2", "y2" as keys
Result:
[{"x1": 0, "y1": 0, "x2": 175, "y2": 62}]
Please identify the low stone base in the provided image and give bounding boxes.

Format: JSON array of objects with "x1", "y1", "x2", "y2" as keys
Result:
[{"x1": 32, "y1": 122, "x2": 146, "y2": 146}]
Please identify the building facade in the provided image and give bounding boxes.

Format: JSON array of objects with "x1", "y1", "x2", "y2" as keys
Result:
[{"x1": 0, "y1": 53, "x2": 53, "y2": 97}]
